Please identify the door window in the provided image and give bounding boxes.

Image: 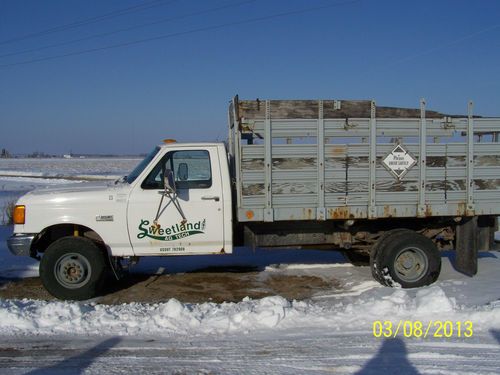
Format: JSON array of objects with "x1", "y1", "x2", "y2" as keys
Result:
[{"x1": 142, "y1": 150, "x2": 212, "y2": 190}]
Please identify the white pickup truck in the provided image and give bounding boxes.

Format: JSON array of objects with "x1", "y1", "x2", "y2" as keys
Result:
[{"x1": 7, "y1": 97, "x2": 500, "y2": 300}]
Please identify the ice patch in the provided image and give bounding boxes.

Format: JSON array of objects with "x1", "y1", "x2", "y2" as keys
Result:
[{"x1": 265, "y1": 263, "x2": 352, "y2": 271}]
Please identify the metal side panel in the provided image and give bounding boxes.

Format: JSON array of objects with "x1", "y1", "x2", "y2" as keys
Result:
[
  {"x1": 368, "y1": 101, "x2": 377, "y2": 218},
  {"x1": 264, "y1": 100, "x2": 274, "y2": 222},
  {"x1": 232, "y1": 98, "x2": 500, "y2": 222},
  {"x1": 317, "y1": 100, "x2": 326, "y2": 220}
]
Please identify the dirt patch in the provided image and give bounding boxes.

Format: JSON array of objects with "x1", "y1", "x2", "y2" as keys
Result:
[
  {"x1": 0, "y1": 277, "x2": 53, "y2": 300},
  {"x1": 0, "y1": 271, "x2": 339, "y2": 304}
]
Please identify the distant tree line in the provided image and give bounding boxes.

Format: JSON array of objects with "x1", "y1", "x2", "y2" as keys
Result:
[
  {"x1": 1, "y1": 148, "x2": 11, "y2": 158},
  {"x1": 27, "y1": 151, "x2": 55, "y2": 158},
  {"x1": 0, "y1": 148, "x2": 146, "y2": 158},
  {"x1": 0, "y1": 149, "x2": 57, "y2": 158}
]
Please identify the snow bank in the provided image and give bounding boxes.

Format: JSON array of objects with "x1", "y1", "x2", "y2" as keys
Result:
[
  {"x1": 0, "y1": 296, "x2": 299, "y2": 336},
  {"x1": 1, "y1": 286, "x2": 499, "y2": 337}
]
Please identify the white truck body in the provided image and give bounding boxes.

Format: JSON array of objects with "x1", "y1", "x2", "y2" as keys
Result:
[
  {"x1": 6, "y1": 96, "x2": 500, "y2": 299},
  {"x1": 11, "y1": 143, "x2": 233, "y2": 257}
]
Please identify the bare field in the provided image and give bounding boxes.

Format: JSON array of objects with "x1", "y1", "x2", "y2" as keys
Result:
[{"x1": 0, "y1": 270, "x2": 340, "y2": 304}]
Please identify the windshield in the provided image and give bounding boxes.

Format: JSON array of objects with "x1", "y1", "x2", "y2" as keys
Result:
[{"x1": 125, "y1": 147, "x2": 160, "y2": 184}]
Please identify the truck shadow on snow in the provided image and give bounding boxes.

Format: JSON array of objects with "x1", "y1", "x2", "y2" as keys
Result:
[
  {"x1": 440, "y1": 250, "x2": 498, "y2": 276},
  {"x1": 130, "y1": 246, "x2": 348, "y2": 274},
  {"x1": 490, "y1": 329, "x2": 500, "y2": 345},
  {"x1": 25, "y1": 337, "x2": 121, "y2": 375},
  {"x1": 356, "y1": 338, "x2": 420, "y2": 375}
]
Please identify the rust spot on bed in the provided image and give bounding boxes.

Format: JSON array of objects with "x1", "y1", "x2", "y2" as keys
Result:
[
  {"x1": 328, "y1": 207, "x2": 350, "y2": 219},
  {"x1": 456, "y1": 202, "x2": 467, "y2": 216},
  {"x1": 331, "y1": 145, "x2": 347, "y2": 157},
  {"x1": 383, "y1": 205, "x2": 397, "y2": 218},
  {"x1": 303, "y1": 208, "x2": 313, "y2": 220}
]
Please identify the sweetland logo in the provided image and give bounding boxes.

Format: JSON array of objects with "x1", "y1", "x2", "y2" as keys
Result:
[{"x1": 137, "y1": 219, "x2": 206, "y2": 241}]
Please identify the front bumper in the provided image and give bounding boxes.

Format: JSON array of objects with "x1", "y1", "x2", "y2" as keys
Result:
[{"x1": 6, "y1": 234, "x2": 36, "y2": 256}]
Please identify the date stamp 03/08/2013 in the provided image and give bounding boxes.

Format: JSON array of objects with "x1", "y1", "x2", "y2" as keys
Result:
[{"x1": 372, "y1": 320, "x2": 473, "y2": 339}]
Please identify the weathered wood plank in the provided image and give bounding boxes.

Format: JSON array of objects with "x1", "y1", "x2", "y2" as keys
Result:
[
  {"x1": 325, "y1": 181, "x2": 368, "y2": 193},
  {"x1": 474, "y1": 179, "x2": 500, "y2": 190},
  {"x1": 325, "y1": 156, "x2": 369, "y2": 169},
  {"x1": 272, "y1": 182, "x2": 317, "y2": 195},
  {"x1": 238, "y1": 99, "x2": 452, "y2": 120},
  {"x1": 242, "y1": 178, "x2": 474, "y2": 196},
  {"x1": 273, "y1": 158, "x2": 316, "y2": 169},
  {"x1": 242, "y1": 152, "x2": 488, "y2": 171},
  {"x1": 245, "y1": 156, "x2": 471, "y2": 170},
  {"x1": 243, "y1": 182, "x2": 317, "y2": 196},
  {"x1": 242, "y1": 183, "x2": 265, "y2": 196},
  {"x1": 427, "y1": 180, "x2": 466, "y2": 191},
  {"x1": 241, "y1": 159, "x2": 264, "y2": 170},
  {"x1": 427, "y1": 156, "x2": 465, "y2": 168},
  {"x1": 475, "y1": 155, "x2": 500, "y2": 167}
]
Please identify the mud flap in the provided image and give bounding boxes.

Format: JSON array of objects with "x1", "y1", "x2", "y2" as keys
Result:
[{"x1": 455, "y1": 217, "x2": 478, "y2": 276}]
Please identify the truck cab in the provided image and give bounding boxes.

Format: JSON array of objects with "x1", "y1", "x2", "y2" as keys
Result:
[
  {"x1": 125, "y1": 142, "x2": 233, "y2": 256},
  {"x1": 8, "y1": 142, "x2": 233, "y2": 300}
]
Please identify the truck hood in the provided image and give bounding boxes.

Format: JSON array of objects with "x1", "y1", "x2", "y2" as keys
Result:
[
  {"x1": 26, "y1": 181, "x2": 118, "y2": 196},
  {"x1": 17, "y1": 181, "x2": 131, "y2": 206},
  {"x1": 14, "y1": 180, "x2": 132, "y2": 234}
]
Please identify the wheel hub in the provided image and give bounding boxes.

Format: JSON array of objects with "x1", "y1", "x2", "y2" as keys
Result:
[
  {"x1": 64, "y1": 262, "x2": 83, "y2": 282},
  {"x1": 54, "y1": 253, "x2": 92, "y2": 289},
  {"x1": 394, "y1": 247, "x2": 429, "y2": 283},
  {"x1": 401, "y1": 255, "x2": 414, "y2": 269}
]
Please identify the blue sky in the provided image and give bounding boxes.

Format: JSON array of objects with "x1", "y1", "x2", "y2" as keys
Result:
[{"x1": 0, "y1": 0, "x2": 499, "y2": 155}]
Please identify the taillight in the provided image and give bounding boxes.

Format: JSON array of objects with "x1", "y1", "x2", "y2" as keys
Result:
[{"x1": 13, "y1": 205, "x2": 25, "y2": 225}]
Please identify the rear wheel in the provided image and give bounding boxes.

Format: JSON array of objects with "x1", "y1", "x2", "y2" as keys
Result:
[
  {"x1": 40, "y1": 237, "x2": 109, "y2": 300},
  {"x1": 371, "y1": 229, "x2": 441, "y2": 288},
  {"x1": 370, "y1": 228, "x2": 409, "y2": 284}
]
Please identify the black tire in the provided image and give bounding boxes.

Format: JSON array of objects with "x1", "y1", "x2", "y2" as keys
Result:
[
  {"x1": 370, "y1": 228, "x2": 410, "y2": 284},
  {"x1": 371, "y1": 229, "x2": 441, "y2": 288},
  {"x1": 40, "y1": 237, "x2": 109, "y2": 300}
]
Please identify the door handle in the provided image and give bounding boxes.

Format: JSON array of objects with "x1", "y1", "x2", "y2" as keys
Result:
[{"x1": 201, "y1": 195, "x2": 220, "y2": 202}]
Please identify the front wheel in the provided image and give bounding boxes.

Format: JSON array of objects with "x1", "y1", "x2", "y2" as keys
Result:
[
  {"x1": 40, "y1": 237, "x2": 109, "y2": 300},
  {"x1": 371, "y1": 230, "x2": 441, "y2": 288}
]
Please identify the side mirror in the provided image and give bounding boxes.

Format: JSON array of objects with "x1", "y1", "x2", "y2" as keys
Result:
[
  {"x1": 177, "y1": 162, "x2": 188, "y2": 181},
  {"x1": 164, "y1": 169, "x2": 176, "y2": 193}
]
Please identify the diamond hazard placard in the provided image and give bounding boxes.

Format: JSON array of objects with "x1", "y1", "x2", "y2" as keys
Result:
[{"x1": 382, "y1": 144, "x2": 416, "y2": 180}]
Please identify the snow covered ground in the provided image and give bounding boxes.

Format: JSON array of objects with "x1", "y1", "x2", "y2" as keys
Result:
[
  {"x1": 1, "y1": 159, "x2": 500, "y2": 374},
  {"x1": 0, "y1": 157, "x2": 139, "y2": 178}
]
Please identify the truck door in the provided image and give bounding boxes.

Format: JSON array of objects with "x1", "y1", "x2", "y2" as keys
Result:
[{"x1": 127, "y1": 146, "x2": 225, "y2": 255}]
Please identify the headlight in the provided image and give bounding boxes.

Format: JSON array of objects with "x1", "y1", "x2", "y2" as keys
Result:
[{"x1": 13, "y1": 205, "x2": 25, "y2": 225}]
